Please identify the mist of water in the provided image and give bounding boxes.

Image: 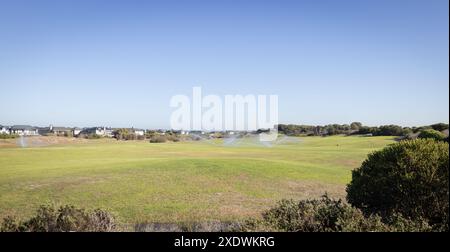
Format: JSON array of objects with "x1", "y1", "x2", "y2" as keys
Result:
[
  {"x1": 194, "y1": 134, "x2": 302, "y2": 148},
  {"x1": 17, "y1": 136, "x2": 27, "y2": 148}
]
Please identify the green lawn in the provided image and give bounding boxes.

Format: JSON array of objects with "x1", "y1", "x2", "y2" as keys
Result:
[{"x1": 0, "y1": 135, "x2": 394, "y2": 227}]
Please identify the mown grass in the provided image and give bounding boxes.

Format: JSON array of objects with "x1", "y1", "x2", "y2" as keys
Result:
[{"x1": 0, "y1": 135, "x2": 394, "y2": 227}]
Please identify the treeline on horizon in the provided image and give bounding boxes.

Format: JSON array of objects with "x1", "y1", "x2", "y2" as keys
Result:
[{"x1": 277, "y1": 122, "x2": 449, "y2": 137}]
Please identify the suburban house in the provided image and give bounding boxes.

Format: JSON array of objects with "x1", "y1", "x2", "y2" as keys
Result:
[
  {"x1": 83, "y1": 127, "x2": 114, "y2": 137},
  {"x1": 131, "y1": 128, "x2": 145, "y2": 136},
  {"x1": 73, "y1": 127, "x2": 82, "y2": 136},
  {"x1": 113, "y1": 128, "x2": 145, "y2": 136},
  {"x1": 0, "y1": 125, "x2": 9, "y2": 134},
  {"x1": 52, "y1": 126, "x2": 73, "y2": 136},
  {"x1": 190, "y1": 130, "x2": 206, "y2": 135},
  {"x1": 39, "y1": 125, "x2": 73, "y2": 136},
  {"x1": 157, "y1": 129, "x2": 167, "y2": 135},
  {"x1": 9, "y1": 125, "x2": 39, "y2": 136}
]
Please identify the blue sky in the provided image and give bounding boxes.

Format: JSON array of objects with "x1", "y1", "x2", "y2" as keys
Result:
[{"x1": 0, "y1": 0, "x2": 448, "y2": 128}]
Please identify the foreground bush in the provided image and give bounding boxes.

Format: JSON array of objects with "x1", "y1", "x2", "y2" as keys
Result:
[
  {"x1": 346, "y1": 139, "x2": 449, "y2": 230},
  {"x1": 238, "y1": 195, "x2": 431, "y2": 232},
  {"x1": 1, "y1": 205, "x2": 116, "y2": 232},
  {"x1": 135, "y1": 221, "x2": 241, "y2": 232}
]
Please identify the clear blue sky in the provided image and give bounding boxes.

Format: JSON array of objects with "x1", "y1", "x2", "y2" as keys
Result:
[{"x1": 0, "y1": 0, "x2": 448, "y2": 129}]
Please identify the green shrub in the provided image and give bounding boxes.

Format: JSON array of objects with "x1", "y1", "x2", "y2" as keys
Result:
[
  {"x1": 346, "y1": 139, "x2": 449, "y2": 230},
  {"x1": 79, "y1": 133, "x2": 102, "y2": 139},
  {"x1": 0, "y1": 133, "x2": 18, "y2": 139},
  {"x1": 0, "y1": 205, "x2": 116, "y2": 232},
  {"x1": 166, "y1": 135, "x2": 180, "y2": 142},
  {"x1": 261, "y1": 196, "x2": 345, "y2": 231},
  {"x1": 189, "y1": 135, "x2": 202, "y2": 141},
  {"x1": 150, "y1": 135, "x2": 167, "y2": 143},
  {"x1": 114, "y1": 129, "x2": 145, "y2": 140},
  {"x1": 63, "y1": 131, "x2": 73, "y2": 137},
  {"x1": 383, "y1": 212, "x2": 432, "y2": 232},
  {"x1": 238, "y1": 195, "x2": 430, "y2": 232},
  {"x1": 418, "y1": 129, "x2": 446, "y2": 141},
  {"x1": 87, "y1": 134, "x2": 101, "y2": 139}
]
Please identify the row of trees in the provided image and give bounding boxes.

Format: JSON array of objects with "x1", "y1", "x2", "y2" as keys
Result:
[{"x1": 277, "y1": 122, "x2": 449, "y2": 137}]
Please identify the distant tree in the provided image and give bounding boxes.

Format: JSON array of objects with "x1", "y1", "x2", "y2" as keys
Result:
[
  {"x1": 412, "y1": 126, "x2": 432, "y2": 133},
  {"x1": 114, "y1": 128, "x2": 139, "y2": 141},
  {"x1": 145, "y1": 130, "x2": 157, "y2": 139},
  {"x1": 350, "y1": 122, "x2": 363, "y2": 131},
  {"x1": 278, "y1": 123, "x2": 441, "y2": 137},
  {"x1": 430, "y1": 123, "x2": 449, "y2": 132},
  {"x1": 402, "y1": 127, "x2": 413, "y2": 135},
  {"x1": 376, "y1": 125, "x2": 406, "y2": 136}
]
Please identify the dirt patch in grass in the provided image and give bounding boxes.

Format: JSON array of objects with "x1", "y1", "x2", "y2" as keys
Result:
[
  {"x1": 212, "y1": 192, "x2": 268, "y2": 217},
  {"x1": 22, "y1": 136, "x2": 90, "y2": 147},
  {"x1": 332, "y1": 158, "x2": 362, "y2": 169},
  {"x1": 0, "y1": 136, "x2": 122, "y2": 148},
  {"x1": 199, "y1": 180, "x2": 346, "y2": 221},
  {"x1": 0, "y1": 139, "x2": 16, "y2": 148},
  {"x1": 283, "y1": 180, "x2": 346, "y2": 200},
  {"x1": 25, "y1": 176, "x2": 110, "y2": 191}
]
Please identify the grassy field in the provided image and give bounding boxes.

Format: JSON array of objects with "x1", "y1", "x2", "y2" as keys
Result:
[{"x1": 0, "y1": 135, "x2": 395, "y2": 228}]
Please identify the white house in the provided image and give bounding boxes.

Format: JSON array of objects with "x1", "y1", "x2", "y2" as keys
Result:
[
  {"x1": 39, "y1": 125, "x2": 73, "y2": 136},
  {"x1": 189, "y1": 131, "x2": 205, "y2": 135},
  {"x1": 117, "y1": 128, "x2": 145, "y2": 136},
  {"x1": 103, "y1": 127, "x2": 114, "y2": 137},
  {"x1": 73, "y1": 127, "x2": 82, "y2": 136},
  {"x1": 84, "y1": 127, "x2": 114, "y2": 137},
  {"x1": 9, "y1": 125, "x2": 39, "y2": 136},
  {"x1": 132, "y1": 128, "x2": 145, "y2": 136},
  {"x1": 0, "y1": 125, "x2": 9, "y2": 134},
  {"x1": 157, "y1": 129, "x2": 167, "y2": 135}
]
